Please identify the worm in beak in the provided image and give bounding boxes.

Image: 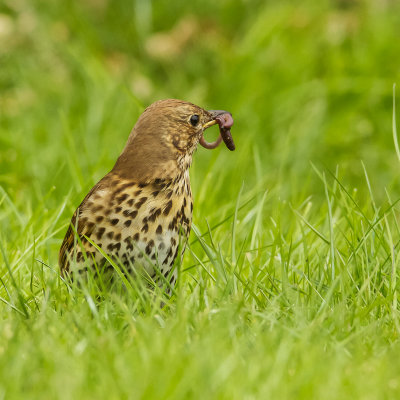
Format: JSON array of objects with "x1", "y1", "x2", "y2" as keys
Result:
[{"x1": 200, "y1": 110, "x2": 235, "y2": 151}]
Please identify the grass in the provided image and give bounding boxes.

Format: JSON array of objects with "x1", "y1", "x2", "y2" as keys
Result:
[{"x1": 1, "y1": 0, "x2": 400, "y2": 398}]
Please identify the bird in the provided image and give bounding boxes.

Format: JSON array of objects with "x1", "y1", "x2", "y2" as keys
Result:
[{"x1": 59, "y1": 99, "x2": 234, "y2": 290}]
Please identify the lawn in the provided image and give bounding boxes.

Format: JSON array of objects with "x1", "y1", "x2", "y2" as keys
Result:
[{"x1": 1, "y1": 0, "x2": 400, "y2": 398}]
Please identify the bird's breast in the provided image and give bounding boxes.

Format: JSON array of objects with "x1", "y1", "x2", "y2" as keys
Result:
[{"x1": 77, "y1": 175, "x2": 193, "y2": 278}]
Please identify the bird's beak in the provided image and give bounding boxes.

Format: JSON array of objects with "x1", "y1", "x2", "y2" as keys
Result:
[{"x1": 200, "y1": 110, "x2": 235, "y2": 151}]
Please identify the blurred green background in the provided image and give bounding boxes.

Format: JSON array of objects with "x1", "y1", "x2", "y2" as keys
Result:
[
  {"x1": 2, "y1": 1, "x2": 400, "y2": 398},
  {"x1": 1, "y1": 0, "x2": 400, "y2": 208}
]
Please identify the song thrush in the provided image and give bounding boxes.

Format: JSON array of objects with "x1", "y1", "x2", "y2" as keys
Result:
[{"x1": 59, "y1": 99, "x2": 235, "y2": 289}]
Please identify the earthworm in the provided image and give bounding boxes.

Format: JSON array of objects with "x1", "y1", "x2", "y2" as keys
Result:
[{"x1": 200, "y1": 112, "x2": 235, "y2": 151}]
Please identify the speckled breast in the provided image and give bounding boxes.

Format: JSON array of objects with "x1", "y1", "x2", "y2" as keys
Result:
[{"x1": 68, "y1": 174, "x2": 193, "y2": 286}]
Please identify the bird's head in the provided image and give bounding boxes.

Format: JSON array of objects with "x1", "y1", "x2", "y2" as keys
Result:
[{"x1": 114, "y1": 99, "x2": 234, "y2": 181}]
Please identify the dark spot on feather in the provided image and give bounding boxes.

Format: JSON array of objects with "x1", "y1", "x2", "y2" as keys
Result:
[
  {"x1": 96, "y1": 227, "x2": 105, "y2": 240},
  {"x1": 127, "y1": 199, "x2": 134, "y2": 207},
  {"x1": 164, "y1": 200, "x2": 172, "y2": 216},
  {"x1": 130, "y1": 210, "x2": 138, "y2": 219},
  {"x1": 135, "y1": 197, "x2": 147, "y2": 209},
  {"x1": 149, "y1": 208, "x2": 161, "y2": 222},
  {"x1": 124, "y1": 220, "x2": 131, "y2": 227},
  {"x1": 162, "y1": 248, "x2": 174, "y2": 264},
  {"x1": 111, "y1": 218, "x2": 119, "y2": 225},
  {"x1": 117, "y1": 193, "x2": 129, "y2": 203},
  {"x1": 145, "y1": 240, "x2": 154, "y2": 255},
  {"x1": 107, "y1": 231, "x2": 114, "y2": 240},
  {"x1": 115, "y1": 207, "x2": 122, "y2": 213},
  {"x1": 92, "y1": 205, "x2": 104, "y2": 213},
  {"x1": 156, "y1": 225, "x2": 163, "y2": 234},
  {"x1": 172, "y1": 136, "x2": 181, "y2": 150},
  {"x1": 133, "y1": 233, "x2": 140, "y2": 241},
  {"x1": 124, "y1": 237, "x2": 133, "y2": 251},
  {"x1": 96, "y1": 216, "x2": 104, "y2": 223},
  {"x1": 168, "y1": 217, "x2": 178, "y2": 231},
  {"x1": 115, "y1": 233, "x2": 121, "y2": 241},
  {"x1": 114, "y1": 182, "x2": 133, "y2": 195}
]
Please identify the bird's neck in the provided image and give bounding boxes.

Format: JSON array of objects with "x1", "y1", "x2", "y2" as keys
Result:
[{"x1": 112, "y1": 139, "x2": 193, "y2": 184}]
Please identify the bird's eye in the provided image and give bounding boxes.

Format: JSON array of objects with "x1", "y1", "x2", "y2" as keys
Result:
[{"x1": 190, "y1": 114, "x2": 200, "y2": 126}]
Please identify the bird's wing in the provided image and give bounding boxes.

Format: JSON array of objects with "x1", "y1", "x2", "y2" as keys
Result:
[{"x1": 58, "y1": 180, "x2": 106, "y2": 273}]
